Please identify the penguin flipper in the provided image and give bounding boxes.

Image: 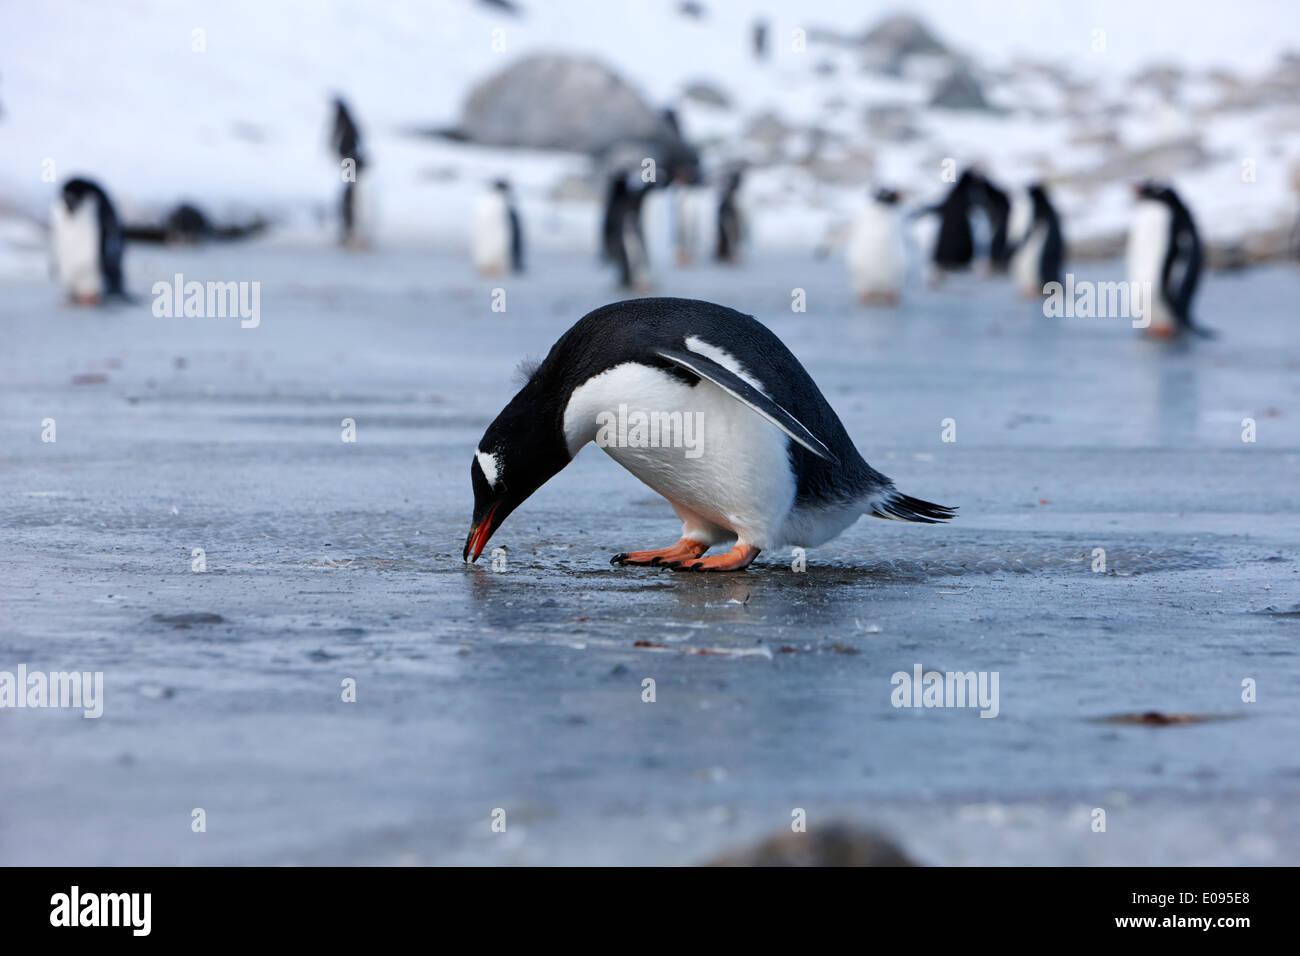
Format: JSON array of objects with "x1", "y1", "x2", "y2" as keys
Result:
[{"x1": 653, "y1": 348, "x2": 838, "y2": 464}]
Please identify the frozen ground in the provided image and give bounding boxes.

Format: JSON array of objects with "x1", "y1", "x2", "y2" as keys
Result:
[{"x1": 1, "y1": 242, "x2": 1298, "y2": 865}]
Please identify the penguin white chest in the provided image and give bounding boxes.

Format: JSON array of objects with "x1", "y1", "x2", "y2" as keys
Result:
[
  {"x1": 562, "y1": 361, "x2": 797, "y2": 547},
  {"x1": 51, "y1": 200, "x2": 101, "y2": 296},
  {"x1": 473, "y1": 192, "x2": 510, "y2": 273},
  {"x1": 1011, "y1": 223, "x2": 1046, "y2": 295},
  {"x1": 1127, "y1": 201, "x2": 1173, "y2": 326},
  {"x1": 848, "y1": 204, "x2": 906, "y2": 295}
]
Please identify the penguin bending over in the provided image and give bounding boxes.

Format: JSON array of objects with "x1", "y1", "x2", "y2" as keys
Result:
[
  {"x1": 50, "y1": 177, "x2": 127, "y2": 304},
  {"x1": 1126, "y1": 181, "x2": 1208, "y2": 338},
  {"x1": 1008, "y1": 183, "x2": 1065, "y2": 297},
  {"x1": 847, "y1": 188, "x2": 907, "y2": 305},
  {"x1": 464, "y1": 297, "x2": 954, "y2": 572},
  {"x1": 473, "y1": 179, "x2": 524, "y2": 275}
]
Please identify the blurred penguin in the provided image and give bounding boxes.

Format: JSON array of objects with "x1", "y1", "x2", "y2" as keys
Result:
[
  {"x1": 715, "y1": 168, "x2": 746, "y2": 264},
  {"x1": 923, "y1": 170, "x2": 977, "y2": 275},
  {"x1": 602, "y1": 171, "x2": 652, "y2": 290},
  {"x1": 1126, "y1": 180, "x2": 1208, "y2": 339},
  {"x1": 1008, "y1": 183, "x2": 1065, "y2": 297},
  {"x1": 474, "y1": 179, "x2": 524, "y2": 275},
  {"x1": 974, "y1": 173, "x2": 1012, "y2": 271},
  {"x1": 331, "y1": 96, "x2": 371, "y2": 248},
  {"x1": 848, "y1": 188, "x2": 907, "y2": 306},
  {"x1": 50, "y1": 177, "x2": 127, "y2": 304},
  {"x1": 669, "y1": 167, "x2": 706, "y2": 266},
  {"x1": 752, "y1": 19, "x2": 768, "y2": 60}
]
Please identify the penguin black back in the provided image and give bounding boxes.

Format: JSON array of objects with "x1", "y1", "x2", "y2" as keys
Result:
[
  {"x1": 1137, "y1": 181, "x2": 1203, "y2": 331},
  {"x1": 976, "y1": 174, "x2": 1011, "y2": 269},
  {"x1": 331, "y1": 96, "x2": 364, "y2": 168},
  {"x1": 715, "y1": 170, "x2": 744, "y2": 263},
  {"x1": 61, "y1": 177, "x2": 126, "y2": 296},
  {"x1": 1028, "y1": 183, "x2": 1065, "y2": 285},
  {"x1": 929, "y1": 171, "x2": 976, "y2": 268},
  {"x1": 525, "y1": 298, "x2": 887, "y2": 506}
]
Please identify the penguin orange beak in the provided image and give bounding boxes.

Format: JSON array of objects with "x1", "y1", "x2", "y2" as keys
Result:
[{"x1": 463, "y1": 504, "x2": 500, "y2": 563}]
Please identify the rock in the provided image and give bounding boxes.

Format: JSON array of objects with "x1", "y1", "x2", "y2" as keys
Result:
[
  {"x1": 863, "y1": 103, "x2": 922, "y2": 142},
  {"x1": 151, "y1": 612, "x2": 224, "y2": 627},
  {"x1": 456, "y1": 54, "x2": 675, "y2": 154},
  {"x1": 929, "y1": 65, "x2": 992, "y2": 111},
  {"x1": 705, "y1": 823, "x2": 916, "y2": 866},
  {"x1": 744, "y1": 110, "x2": 792, "y2": 149},
  {"x1": 548, "y1": 174, "x2": 597, "y2": 203},
  {"x1": 861, "y1": 14, "x2": 948, "y2": 75},
  {"x1": 862, "y1": 13, "x2": 947, "y2": 58},
  {"x1": 681, "y1": 80, "x2": 731, "y2": 109}
]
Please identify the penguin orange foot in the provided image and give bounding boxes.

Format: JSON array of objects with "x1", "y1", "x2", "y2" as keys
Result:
[
  {"x1": 611, "y1": 538, "x2": 708, "y2": 566},
  {"x1": 666, "y1": 545, "x2": 761, "y2": 573}
]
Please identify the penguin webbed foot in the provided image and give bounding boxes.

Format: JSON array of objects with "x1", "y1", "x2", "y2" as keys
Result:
[
  {"x1": 611, "y1": 538, "x2": 708, "y2": 567},
  {"x1": 667, "y1": 544, "x2": 761, "y2": 573}
]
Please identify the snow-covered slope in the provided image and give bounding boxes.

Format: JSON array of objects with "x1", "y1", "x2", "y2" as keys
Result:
[{"x1": 2, "y1": 0, "x2": 1298, "y2": 267}]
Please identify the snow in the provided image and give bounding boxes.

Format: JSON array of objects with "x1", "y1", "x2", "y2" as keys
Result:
[{"x1": 1, "y1": 0, "x2": 1298, "y2": 273}]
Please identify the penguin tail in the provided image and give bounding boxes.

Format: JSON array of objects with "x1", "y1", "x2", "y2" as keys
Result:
[{"x1": 869, "y1": 491, "x2": 957, "y2": 524}]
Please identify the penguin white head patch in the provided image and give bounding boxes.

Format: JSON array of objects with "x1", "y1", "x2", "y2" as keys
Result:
[{"x1": 475, "y1": 450, "x2": 502, "y2": 488}]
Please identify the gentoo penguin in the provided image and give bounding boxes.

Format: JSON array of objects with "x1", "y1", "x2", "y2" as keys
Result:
[
  {"x1": 669, "y1": 167, "x2": 706, "y2": 267},
  {"x1": 924, "y1": 171, "x2": 976, "y2": 271},
  {"x1": 123, "y1": 202, "x2": 269, "y2": 245},
  {"x1": 473, "y1": 179, "x2": 524, "y2": 275},
  {"x1": 974, "y1": 174, "x2": 1012, "y2": 271},
  {"x1": 50, "y1": 177, "x2": 126, "y2": 304},
  {"x1": 1126, "y1": 181, "x2": 1207, "y2": 338},
  {"x1": 848, "y1": 188, "x2": 907, "y2": 305},
  {"x1": 464, "y1": 297, "x2": 954, "y2": 572},
  {"x1": 715, "y1": 169, "x2": 745, "y2": 264},
  {"x1": 602, "y1": 172, "x2": 652, "y2": 290},
  {"x1": 331, "y1": 96, "x2": 370, "y2": 247},
  {"x1": 1008, "y1": 183, "x2": 1065, "y2": 297}
]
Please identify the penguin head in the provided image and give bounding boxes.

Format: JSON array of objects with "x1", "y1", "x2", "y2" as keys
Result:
[
  {"x1": 1133, "y1": 179, "x2": 1172, "y2": 203},
  {"x1": 492, "y1": 178, "x2": 511, "y2": 194},
  {"x1": 61, "y1": 178, "x2": 101, "y2": 213},
  {"x1": 463, "y1": 374, "x2": 571, "y2": 562},
  {"x1": 873, "y1": 187, "x2": 902, "y2": 205}
]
